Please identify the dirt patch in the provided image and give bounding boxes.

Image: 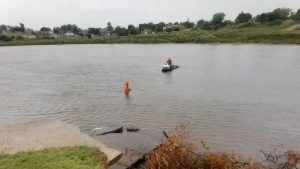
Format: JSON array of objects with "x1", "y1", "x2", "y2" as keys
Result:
[{"x1": 283, "y1": 24, "x2": 300, "y2": 31}]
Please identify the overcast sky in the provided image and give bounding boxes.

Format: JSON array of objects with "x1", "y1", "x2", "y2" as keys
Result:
[{"x1": 0, "y1": 0, "x2": 299, "y2": 30}]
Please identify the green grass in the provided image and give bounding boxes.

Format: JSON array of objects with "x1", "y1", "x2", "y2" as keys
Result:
[
  {"x1": 210, "y1": 20, "x2": 300, "y2": 43},
  {"x1": 0, "y1": 146, "x2": 107, "y2": 169},
  {"x1": 1, "y1": 20, "x2": 300, "y2": 46}
]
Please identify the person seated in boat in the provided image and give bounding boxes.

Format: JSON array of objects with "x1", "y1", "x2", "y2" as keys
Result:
[{"x1": 166, "y1": 57, "x2": 172, "y2": 66}]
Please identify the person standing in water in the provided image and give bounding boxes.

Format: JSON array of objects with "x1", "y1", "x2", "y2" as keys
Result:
[
  {"x1": 124, "y1": 81, "x2": 131, "y2": 96},
  {"x1": 166, "y1": 57, "x2": 172, "y2": 66}
]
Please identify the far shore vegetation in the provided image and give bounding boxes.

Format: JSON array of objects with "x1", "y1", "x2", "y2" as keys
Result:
[
  {"x1": 0, "y1": 146, "x2": 107, "y2": 169},
  {"x1": 1, "y1": 7, "x2": 300, "y2": 46}
]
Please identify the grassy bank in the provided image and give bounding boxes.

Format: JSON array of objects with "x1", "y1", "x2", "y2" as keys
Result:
[
  {"x1": 0, "y1": 146, "x2": 107, "y2": 169},
  {"x1": 1, "y1": 20, "x2": 300, "y2": 46}
]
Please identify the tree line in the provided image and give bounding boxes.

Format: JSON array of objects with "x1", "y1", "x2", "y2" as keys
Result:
[
  {"x1": 1, "y1": 7, "x2": 300, "y2": 40},
  {"x1": 0, "y1": 23, "x2": 25, "y2": 33}
]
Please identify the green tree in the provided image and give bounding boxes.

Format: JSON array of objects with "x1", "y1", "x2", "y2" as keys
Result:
[
  {"x1": 294, "y1": 9, "x2": 300, "y2": 20},
  {"x1": 235, "y1": 12, "x2": 252, "y2": 23},
  {"x1": 148, "y1": 22, "x2": 155, "y2": 31},
  {"x1": 212, "y1": 13, "x2": 225, "y2": 25},
  {"x1": 196, "y1": 20, "x2": 205, "y2": 27},
  {"x1": 255, "y1": 12, "x2": 274, "y2": 22},
  {"x1": 86, "y1": 33, "x2": 92, "y2": 39},
  {"x1": 53, "y1": 27, "x2": 61, "y2": 34},
  {"x1": 196, "y1": 19, "x2": 210, "y2": 29},
  {"x1": 9, "y1": 26, "x2": 19, "y2": 32},
  {"x1": 107, "y1": 22, "x2": 113, "y2": 33},
  {"x1": 183, "y1": 21, "x2": 195, "y2": 28},
  {"x1": 60, "y1": 24, "x2": 80, "y2": 34},
  {"x1": 8, "y1": 24, "x2": 25, "y2": 33},
  {"x1": 20, "y1": 23, "x2": 25, "y2": 32},
  {"x1": 155, "y1": 22, "x2": 165, "y2": 32},
  {"x1": 128, "y1": 25, "x2": 137, "y2": 35},
  {"x1": 40, "y1": 27, "x2": 51, "y2": 31},
  {"x1": 0, "y1": 24, "x2": 8, "y2": 32},
  {"x1": 273, "y1": 8, "x2": 292, "y2": 20},
  {"x1": 87, "y1": 28, "x2": 100, "y2": 35},
  {"x1": 255, "y1": 8, "x2": 292, "y2": 22},
  {"x1": 114, "y1": 26, "x2": 128, "y2": 36}
]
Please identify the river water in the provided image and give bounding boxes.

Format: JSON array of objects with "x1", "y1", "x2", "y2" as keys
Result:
[{"x1": 0, "y1": 44, "x2": 299, "y2": 161}]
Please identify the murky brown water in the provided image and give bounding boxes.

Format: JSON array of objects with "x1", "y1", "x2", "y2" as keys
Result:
[{"x1": 0, "y1": 44, "x2": 299, "y2": 163}]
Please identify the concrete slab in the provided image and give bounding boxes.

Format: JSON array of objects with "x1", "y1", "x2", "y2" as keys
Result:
[{"x1": 0, "y1": 120, "x2": 122, "y2": 166}]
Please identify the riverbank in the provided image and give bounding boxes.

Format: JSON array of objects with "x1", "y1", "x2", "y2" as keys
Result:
[
  {"x1": 1, "y1": 20, "x2": 300, "y2": 46},
  {"x1": 141, "y1": 132, "x2": 300, "y2": 169},
  {"x1": 0, "y1": 120, "x2": 122, "y2": 167}
]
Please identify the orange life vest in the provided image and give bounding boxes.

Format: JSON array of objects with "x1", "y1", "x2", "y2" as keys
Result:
[{"x1": 124, "y1": 82, "x2": 130, "y2": 95}]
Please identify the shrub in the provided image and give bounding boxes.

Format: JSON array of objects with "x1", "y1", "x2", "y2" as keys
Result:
[
  {"x1": 238, "y1": 22, "x2": 256, "y2": 28},
  {"x1": 145, "y1": 134, "x2": 300, "y2": 169},
  {"x1": 145, "y1": 123, "x2": 300, "y2": 169},
  {"x1": 145, "y1": 134, "x2": 247, "y2": 169},
  {"x1": 0, "y1": 34, "x2": 12, "y2": 41},
  {"x1": 267, "y1": 20, "x2": 282, "y2": 26},
  {"x1": 16, "y1": 35, "x2": 25, "y2": 40}
]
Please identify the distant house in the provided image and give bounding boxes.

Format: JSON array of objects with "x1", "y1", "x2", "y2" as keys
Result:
[
  {"x1": 25, "y1": 29, "x2": 34, "y2": 34},
  {"x1": 99, "y1": 28, "x2": 110, "y2": 36},
  {"x1": 37, "y1": 31, "x2": 50, "y2": 38},
  {"x1": 27, "y1": 35, "x2": 37, "y2": 39},
  {"x1": 20, "y1": 35, "x2": 37, "y2": 39},
  {"x1": 163, "y1": 24, "x2": 184, "y2": 32},
  {"x1": 37, "y1": 31, "x2": 56, "y2": 39},
  {"x1": 64, "y1": 32, "x2": 77, "y2": 38},
  {"x1": 141, "y1": 28, "x2": 152, "y2": 35},
  {"x1": 0, "y1": 30, "x2": 10, "y2": 34}
]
